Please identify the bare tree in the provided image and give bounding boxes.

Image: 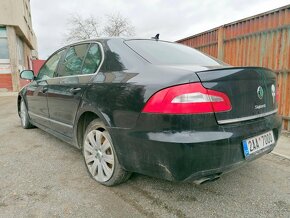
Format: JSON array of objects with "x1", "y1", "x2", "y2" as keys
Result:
[
  {"x1": 103, "y1": 13, "x2": 135, "y2": 37},
  {"x1": 64, "y1": 14, "x2": 100, "y2": 43},
  {"x1": 63, "y1": 13, "x2": 135, "y2": 44}
]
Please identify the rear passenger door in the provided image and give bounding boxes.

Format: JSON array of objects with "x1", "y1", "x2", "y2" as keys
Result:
[{"x1": 46, "y1": 43, "x2": 103, "y2": 137}]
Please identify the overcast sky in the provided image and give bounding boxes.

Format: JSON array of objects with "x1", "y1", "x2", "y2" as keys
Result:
[{"x1": 31, "y1": 0, "x2": 290, "y2": 59}]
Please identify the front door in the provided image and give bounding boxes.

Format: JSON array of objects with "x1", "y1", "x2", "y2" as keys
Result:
[
  {"x1": 26, "y1": 49, "x2": 65, "y2": 127},
  {"x1": 46, "y1": 43, "x2": 103, "y2": 137}
]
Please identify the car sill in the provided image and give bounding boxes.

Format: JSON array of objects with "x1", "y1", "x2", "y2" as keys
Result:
[{"x1": 28, "y1": 111, "x2": 73, "y2": 129}]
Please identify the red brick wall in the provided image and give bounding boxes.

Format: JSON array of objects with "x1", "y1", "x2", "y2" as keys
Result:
[
  {"x1": 0, "y1": 74, "x2": 13, "y2": 91},
  {"x1": 32, "y1": 60, "x2": 45, "y2": 75}
]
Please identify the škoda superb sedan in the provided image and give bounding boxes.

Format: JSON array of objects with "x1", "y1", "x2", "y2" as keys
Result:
[{"x1": 18, "y1": 38, "x2": 282, "y2": 186}]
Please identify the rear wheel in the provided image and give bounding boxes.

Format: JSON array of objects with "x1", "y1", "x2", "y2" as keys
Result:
[
  {"x1": 20, "y1": 99, "x2": 33, "y2": 129},
  {"x1": 83, "y1": 119, "x2": 131, "y2": 186}
]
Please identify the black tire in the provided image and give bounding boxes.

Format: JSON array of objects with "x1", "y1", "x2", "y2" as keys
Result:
[
  {"x1": 82, "y1": 119, "x2": 131, "y2": 186},
  {"x1": 20, "y1": 99, "x2": 33, "y2": 129}
]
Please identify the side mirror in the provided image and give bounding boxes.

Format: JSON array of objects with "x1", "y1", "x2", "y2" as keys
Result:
[{"x1": 20, "y1": 70, "x2": 35, "y2": 81}]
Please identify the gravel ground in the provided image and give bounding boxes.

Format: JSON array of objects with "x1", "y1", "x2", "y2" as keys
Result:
[{"x1": 0, "y1": 96, "x2": 289, "y2": 218}]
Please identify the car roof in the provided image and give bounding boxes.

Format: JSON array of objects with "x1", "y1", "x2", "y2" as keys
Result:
[
  {"x1": 48, "y1": 37, "x2": 175, "y2": 60},
  {"x1": 65, "y1": 37, "x2": 173, "y2": 47}
]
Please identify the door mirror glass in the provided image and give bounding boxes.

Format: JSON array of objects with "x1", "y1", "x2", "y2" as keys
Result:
[{"x1": 20, "y1": 70, "x2": 35, "y2": 80}]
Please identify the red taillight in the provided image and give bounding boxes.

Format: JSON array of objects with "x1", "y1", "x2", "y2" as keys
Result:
[{"x1": 142, "y1": 83, "x2": 231, "y2": 114}]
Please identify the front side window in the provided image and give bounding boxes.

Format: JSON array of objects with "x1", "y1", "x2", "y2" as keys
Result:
[
  {"x1": 17, "y1": 36, "x2": 24, "y2": 65},
  {"x1": 37, "y1": 49, "x2": 65, "y2": 80},
  {"x1": 57, "y1": 44, "x2": 89, "y2": 77},
  {"x1": 82, "y1": 43, "x2": 102, "y2": 75}
]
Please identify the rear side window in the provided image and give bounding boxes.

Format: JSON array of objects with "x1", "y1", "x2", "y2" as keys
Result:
[
  {"x1": 82, "y1": 43, "x2": 102, "y2": 75},
  {"x1": 125, "y1": 40, "x2": 221, "y2": 66},
  {"x1": 58, "y1": 44, "x2": 89, "y2": 77}
]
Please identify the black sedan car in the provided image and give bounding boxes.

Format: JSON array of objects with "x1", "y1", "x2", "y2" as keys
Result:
[{"x1": 18, "y1": 38, "x2": 282, "y2": 186}]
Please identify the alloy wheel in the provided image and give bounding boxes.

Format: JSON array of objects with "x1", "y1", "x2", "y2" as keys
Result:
[{"x1": 83, "y1": 130, "x2": 114, "y2": 182}]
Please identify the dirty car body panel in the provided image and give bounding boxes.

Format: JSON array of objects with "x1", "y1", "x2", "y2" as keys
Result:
[{"x1": 18, "y1": 38, "x2": 282, "y2": 182}]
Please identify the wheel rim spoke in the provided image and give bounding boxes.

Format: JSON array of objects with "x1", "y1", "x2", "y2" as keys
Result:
[
  {"x1": 94, "y1": 131, "x2": 103, "y2": 147},
  {"x1": 96, "y1": 159, "x2": 105, "y2": 181},
  {"x1": 102, "y1": 154, "x2": 114, "y2": 164},
  {"x1": 90, "y1": 161, "x2": 98, "y2": 176},
  {"x1": 101, "y1": 160, "x2": 112, "y2": 177},
  {"x1": 84, "y1": 141, "x2": 95, "y2": 154},
  {"x1": 100, "y1": 139, "x2": 110, "y2": 152},
  {"x1": 85, "y1": 154, "x2": 95, "y2": 164},
  {"x1": 88, "y1": 131, "x2": 98, "y2": 149}
]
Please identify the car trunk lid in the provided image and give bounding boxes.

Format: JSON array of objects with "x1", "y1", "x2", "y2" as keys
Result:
[{"x1": 196, "y1": 67, "x2": 278, "y2": 124}]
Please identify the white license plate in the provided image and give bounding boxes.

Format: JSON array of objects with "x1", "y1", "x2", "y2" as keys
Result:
[{"x1": 242, "y1": 131, "x2": 275, "y2": 158}]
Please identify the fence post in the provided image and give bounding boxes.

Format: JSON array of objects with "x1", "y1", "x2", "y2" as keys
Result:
[{"x1": 217, "y1": 26, "x2": 225, "y2": 61}]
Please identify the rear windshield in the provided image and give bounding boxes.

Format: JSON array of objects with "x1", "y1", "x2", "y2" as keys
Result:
[{"x1": 125, "y1": 39, "x2": 222, "y2": 66}]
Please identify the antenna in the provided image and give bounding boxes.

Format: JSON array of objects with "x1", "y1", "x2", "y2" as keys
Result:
[{"x1": 151, "y1": 33, "x2": 159, "y2": 40}]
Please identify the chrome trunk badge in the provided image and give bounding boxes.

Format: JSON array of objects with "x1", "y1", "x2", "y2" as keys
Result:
[
  {"x1": 271, "y1": 84, "x2": 275, "y2": 104},
  {"x1": 257, "y1": 86, "x2": 264, "y2": 100}
]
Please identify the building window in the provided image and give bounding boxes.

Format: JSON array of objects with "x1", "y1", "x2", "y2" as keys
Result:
[
  {"x1": 0, "y1": 27, "x2": 9, "y2": 62},
  {"x1": 23, "y1": 0, "x2": 32, "y2": 33},
  {"x1": 17, "y1": 37, "x2": 24, "y2": 65}
]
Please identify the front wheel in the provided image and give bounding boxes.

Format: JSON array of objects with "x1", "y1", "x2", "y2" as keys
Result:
[
  {"x1": 20, "y1": 99, "x2": 33, "y2": 129},
  {"x1": 83, "y1": 119, "x2": 131, "y2": 186}
]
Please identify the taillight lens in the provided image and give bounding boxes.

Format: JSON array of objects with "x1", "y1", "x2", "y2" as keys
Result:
[{"x1": 142, "y1": 83, "x2": 231, "y2": 114}]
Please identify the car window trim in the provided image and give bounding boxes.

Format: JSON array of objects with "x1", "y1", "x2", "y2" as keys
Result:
[
  {"x1": 47, "y1": 42, "x2": 104, "y2": 80},
  {"x1": 36, "y1": 41, "x2": 105, "y2": 81},
  {"x1": 56, "y1": 43, "x2": 90, "y2": 78}
]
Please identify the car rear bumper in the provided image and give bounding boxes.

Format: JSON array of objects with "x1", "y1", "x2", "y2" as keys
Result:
[{"x1": 109, "y1": 113, "x2": 282, "y2": 182}]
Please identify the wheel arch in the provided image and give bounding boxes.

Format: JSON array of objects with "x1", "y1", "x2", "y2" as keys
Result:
[
  {"x1": 74, "y1": 103, "x2": 113, "y2": 149},
  {"x1": 75, "y1": 111, "x2": 99, "y2": 149}
]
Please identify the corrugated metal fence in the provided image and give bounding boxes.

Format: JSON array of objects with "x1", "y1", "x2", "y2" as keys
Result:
[{"x1": 177, "y1": 5, "x2": 290, "y2": 131}]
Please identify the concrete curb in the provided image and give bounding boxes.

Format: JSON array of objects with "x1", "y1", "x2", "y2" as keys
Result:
[
  {"x1": 271, "y1": 152, "x2": 290, "y2": 160},
  {"x1": 0, "y1": 92, "x2": 18, "y2": 97}
]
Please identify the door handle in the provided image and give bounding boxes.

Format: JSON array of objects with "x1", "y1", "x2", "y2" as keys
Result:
[
  {"x1": 69, "y1": 87, "x2": 81, "y2": 94},
  {"x1": 41, "y1": 86, "x2": 48, "y2": 93}
]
